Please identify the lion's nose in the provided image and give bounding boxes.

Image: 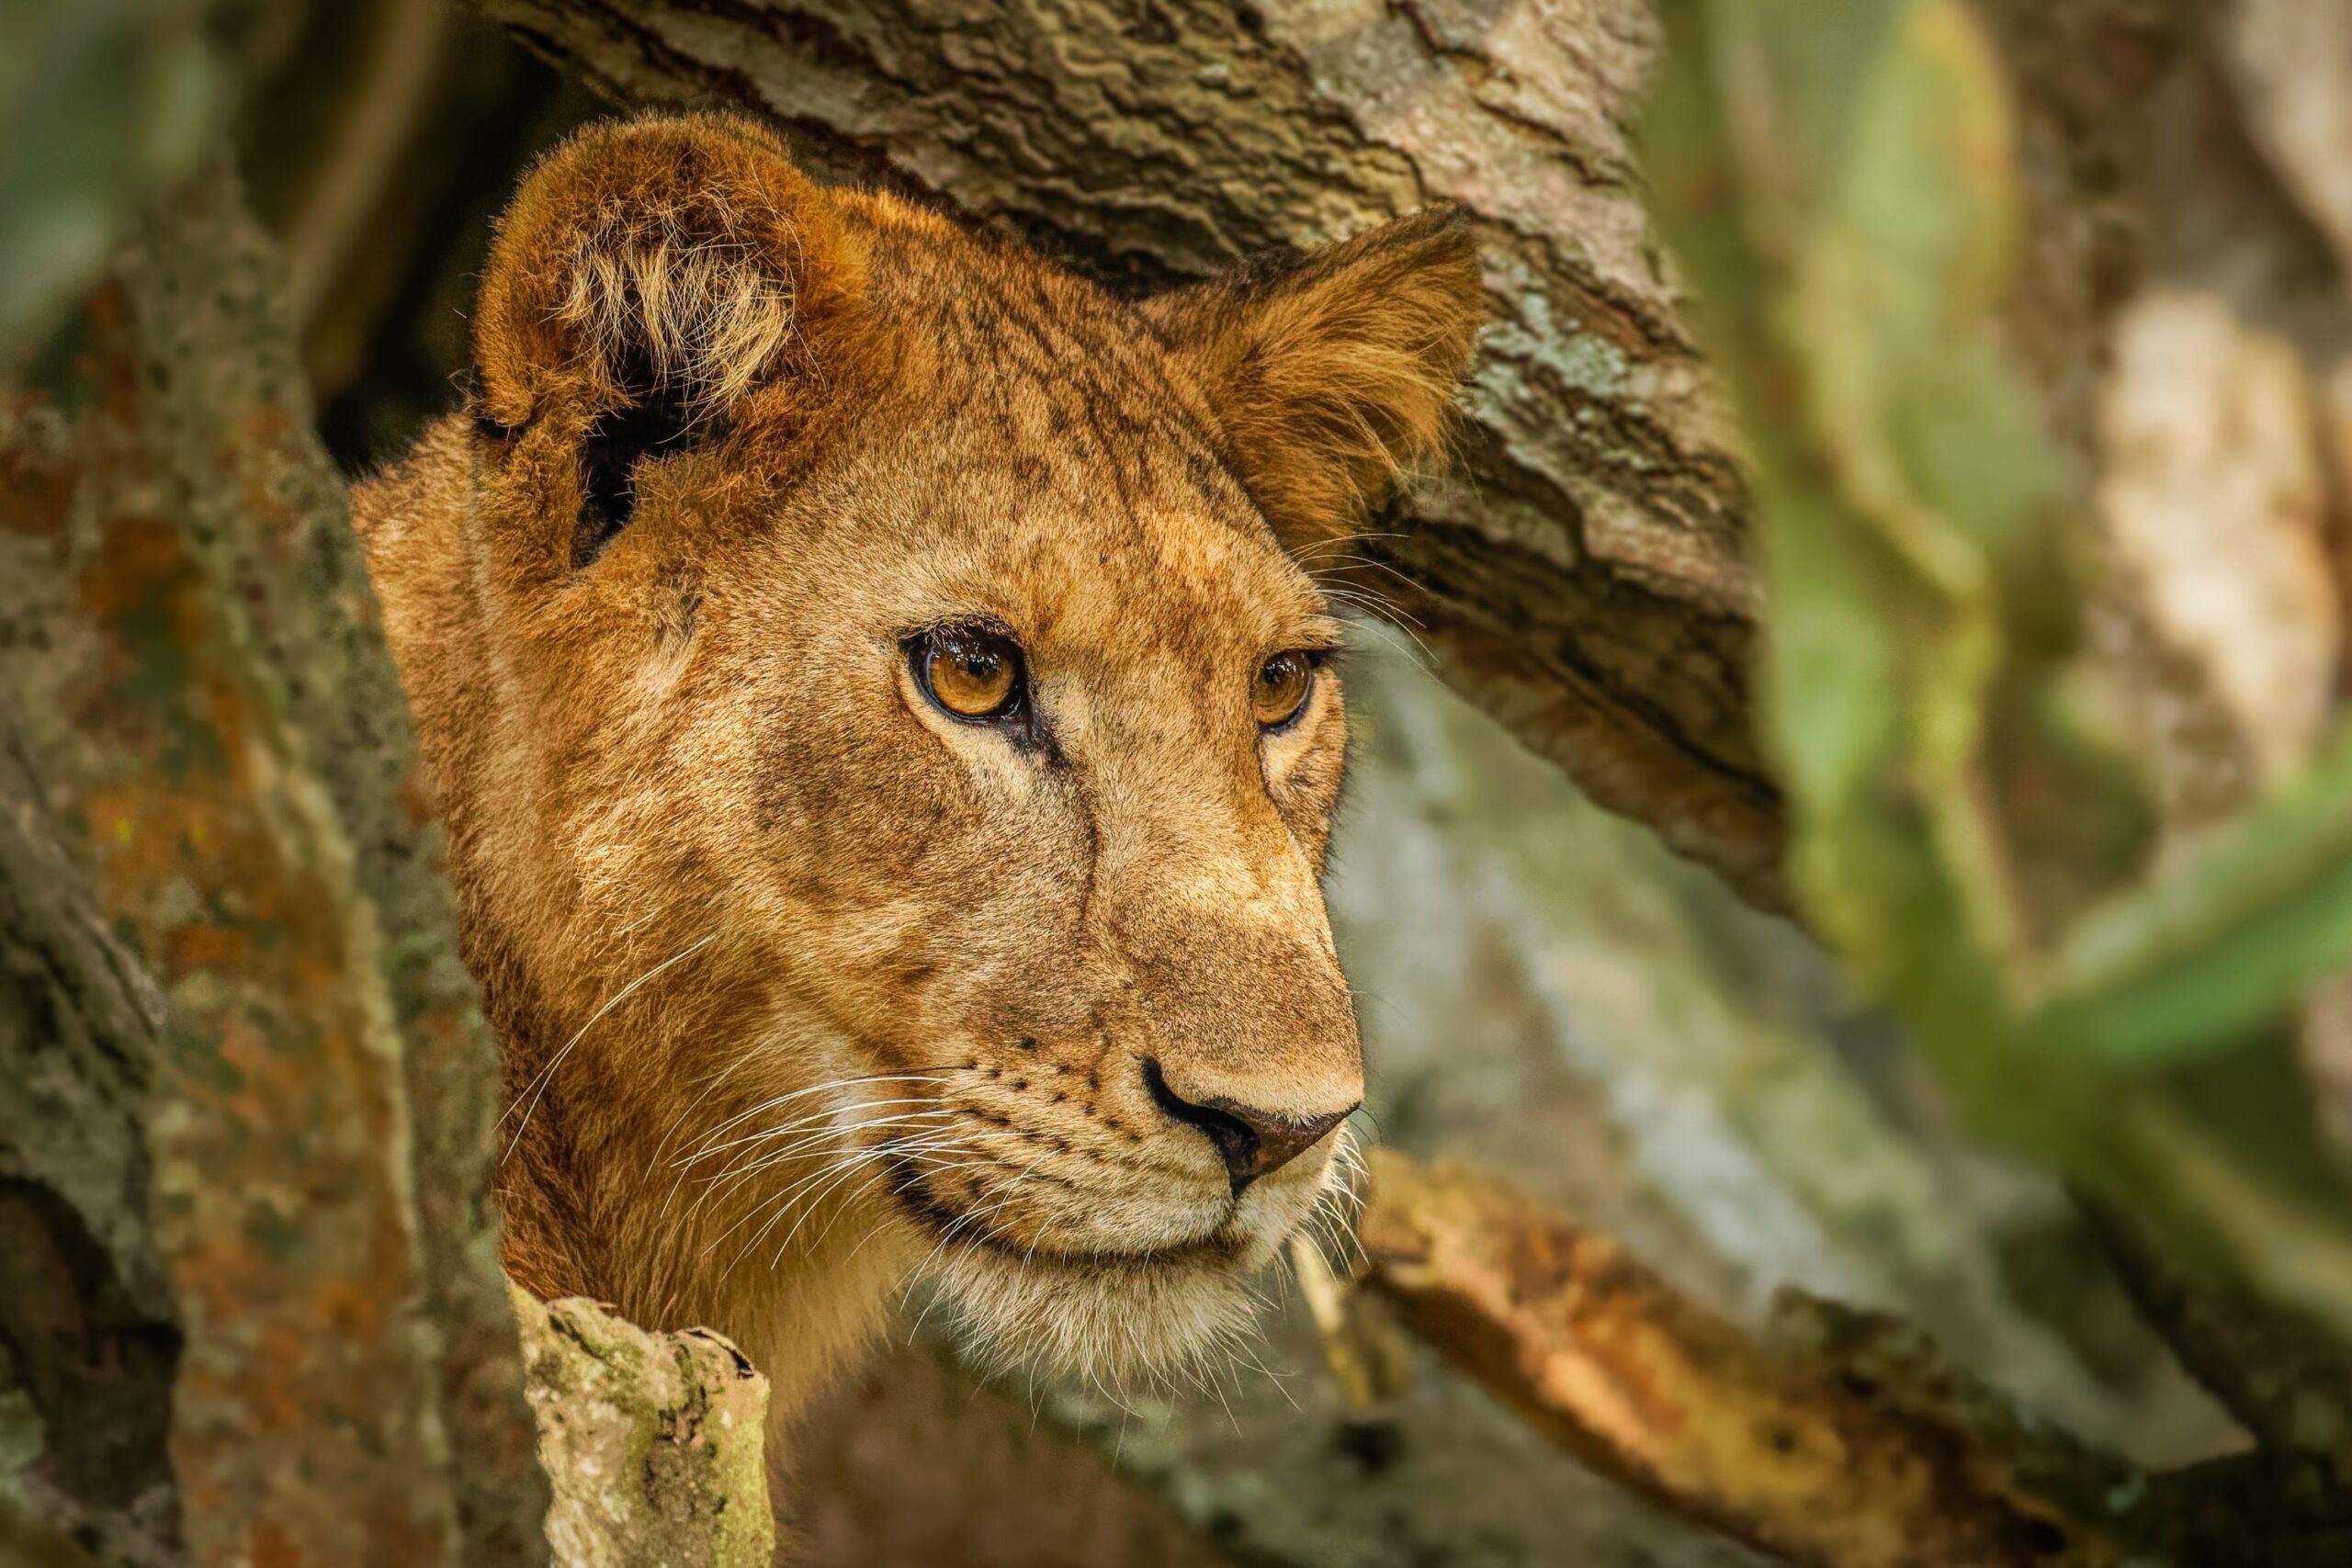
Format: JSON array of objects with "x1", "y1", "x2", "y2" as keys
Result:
[{"x1": 1142, "y1": 1058, "x2": 1355, "y2": 1195}]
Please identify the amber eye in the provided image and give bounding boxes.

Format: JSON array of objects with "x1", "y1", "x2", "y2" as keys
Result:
[
  {"x1": 913, "y1": 626, "x2": 1023, "y2": 719},
  {"x1": 1253, "y1": 650, "x2": 1317, "y2": 730}
]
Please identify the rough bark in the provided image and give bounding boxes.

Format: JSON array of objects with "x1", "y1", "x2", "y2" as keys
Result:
[
  {"x1": 0, "y1": 732, "x2": 179, "y2": 1566},
  {"x1": 118, "y1": 154, "x2": 552, "y2": 1567},
  {"x1": 470, "y1": 0, "x2": 1789, "y2": 908}
]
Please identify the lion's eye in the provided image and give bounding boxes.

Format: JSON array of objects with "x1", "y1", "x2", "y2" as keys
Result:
[
  {"x1": 1253, "y1": 650, "x2": 1317, "y2": 731},
  {"x1": 913, "y1": 626, "x2": 1023, "y2": 720}
]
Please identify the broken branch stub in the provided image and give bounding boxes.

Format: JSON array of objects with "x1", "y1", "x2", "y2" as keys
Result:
[{"x1": 511, "y1": 1289, "x2": 775, "y2": 1568}]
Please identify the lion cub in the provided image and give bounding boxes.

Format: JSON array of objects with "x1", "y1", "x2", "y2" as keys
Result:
[{"x1": 354, "y1": 113, "x2": 1481, "y2": 1451}]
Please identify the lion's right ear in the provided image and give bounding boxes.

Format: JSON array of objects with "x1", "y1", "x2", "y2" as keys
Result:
[{"x1": 471, "y1": 114, "x2": 865, "y2": 561}]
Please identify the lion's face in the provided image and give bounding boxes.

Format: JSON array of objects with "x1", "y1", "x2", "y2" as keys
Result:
[
  {"x1": 654, "y1": 327, "x2": 1363, "y2": 1374},
  {"x1": 380, "y1": 115, "x2": 1480, "y2": 1392}
]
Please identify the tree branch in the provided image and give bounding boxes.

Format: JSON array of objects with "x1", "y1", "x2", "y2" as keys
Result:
[
  {"x1": 1360, "y1": 1150, "x2": 2351, "y2": 1567},
  {"x1": 110, "y1": 151, "x2": 551, "y2": 1564},
  {"x1": 2, "y1": 150, "x2": 547, "y2": 1562},
  {"x1": 1359, "y1": 1151, "x2": 2114, "y2": 1566}
]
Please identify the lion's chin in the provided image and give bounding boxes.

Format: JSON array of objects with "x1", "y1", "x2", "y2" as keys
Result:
[{"x1": 928, "y1": 1238, "x2": 1269, "y2": 1388}]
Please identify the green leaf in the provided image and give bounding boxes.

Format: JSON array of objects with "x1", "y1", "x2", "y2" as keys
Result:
[
  {"x1": 1649, "y1": 0, "x2": 2084, "y2": 1135},
  {"x1": 2036, "y1": 726, "x2": 2352, "y2": 1062}
]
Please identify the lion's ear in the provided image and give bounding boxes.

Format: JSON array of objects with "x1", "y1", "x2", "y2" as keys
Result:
[
  {"x1": 1145, "y1": 209, "x2": 1483, "y2": 552},
  {"x1": 471, "y1": 113, "x2": 865, "y2": 561}
]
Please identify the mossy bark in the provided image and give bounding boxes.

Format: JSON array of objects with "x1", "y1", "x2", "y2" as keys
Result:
[{"x1": 512, "y1": 1290, "x2": 775, "y2": 1568}]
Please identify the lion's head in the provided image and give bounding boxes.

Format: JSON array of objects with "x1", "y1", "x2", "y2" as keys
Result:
[{"x1": 356, "y1": 113, "x2": 1481, "y2": 1403}]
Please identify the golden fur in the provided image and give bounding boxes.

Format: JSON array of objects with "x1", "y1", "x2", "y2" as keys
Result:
[{"x1": 353, "y1": 112, "x2": 1481, "y2": 1470}]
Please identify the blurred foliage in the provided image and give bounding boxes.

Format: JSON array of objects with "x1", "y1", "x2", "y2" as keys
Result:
[
  {"x1": 1647, "y1": 0, "x2": 2352, "y2": 1335},
  {"x1": 0, "y1": 0, "x2": 225, "y2": 360}
]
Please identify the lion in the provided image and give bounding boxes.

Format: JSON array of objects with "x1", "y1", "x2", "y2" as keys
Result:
[{"x1": 352, "y1": 112, "x2": 1482, "y2": 1483}]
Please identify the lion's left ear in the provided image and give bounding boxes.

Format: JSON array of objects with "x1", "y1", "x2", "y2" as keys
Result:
[{"x1": 1144, "y1": 208, "x2": 1482, "y2": 551}]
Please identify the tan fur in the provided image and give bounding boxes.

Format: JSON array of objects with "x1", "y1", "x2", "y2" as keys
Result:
[
  {"x1": 353, "y1": 114, "x2": 1482, "y2": 1488},
  {"x1": 1143, "y1": 211, "x2": 1483, "y2": 551}
]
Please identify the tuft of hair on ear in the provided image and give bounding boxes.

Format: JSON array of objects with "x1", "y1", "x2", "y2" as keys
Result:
[
  {"x1": 1145, "y1": 206, "x2": 1484, "y2": 552},
  {"x1": 470, "y1": 110, "x2": 867, "y2": 440},
  {"x1": 469, "y1": 112, "x2": 869, "y2": 568}
]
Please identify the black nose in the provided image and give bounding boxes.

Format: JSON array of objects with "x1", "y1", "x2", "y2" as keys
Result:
[{"x1": 1142, "y1": 1059, "x2": 1355, "y2": 1195}]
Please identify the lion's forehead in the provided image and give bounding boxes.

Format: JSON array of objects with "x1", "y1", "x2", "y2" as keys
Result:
[
  {"x1": 696, "y1": 211, "x2": 1336, "y2": 669},
  {"x1": 868, "y1": 226, "x2": 1288, "y2": 530},
  {"x1": 729, "y1": 402, "x2": 1324, "y2": 673}
]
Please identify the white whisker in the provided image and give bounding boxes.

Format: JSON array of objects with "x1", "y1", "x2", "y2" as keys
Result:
[{"x1": 503, "y1": 932, "x2": 719, "y2": 1163}]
